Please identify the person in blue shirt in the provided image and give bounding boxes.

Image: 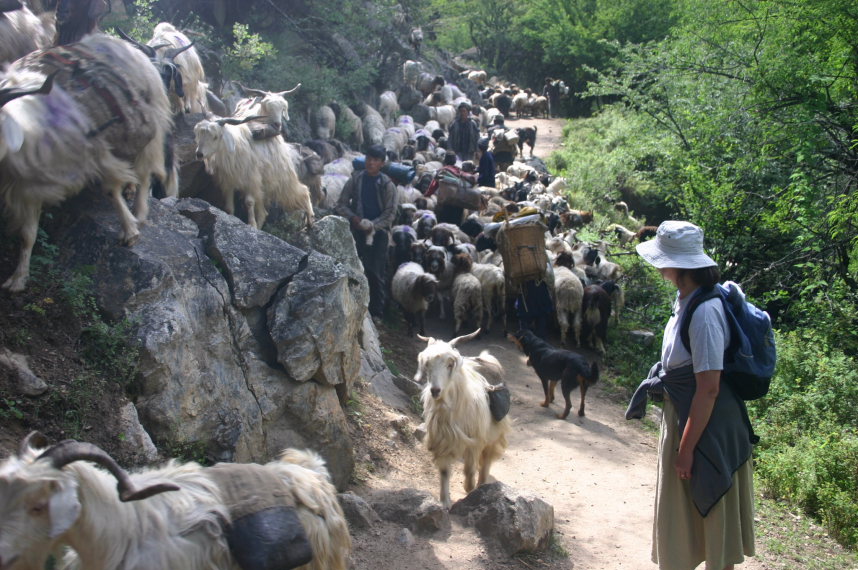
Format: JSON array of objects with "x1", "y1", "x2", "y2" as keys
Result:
[
  {"x1": 476, "y1": 137, "x2": 495, "y2": 187},
  {"x1": 335, "y1": 144, "x2": 397, "y2": 319}
]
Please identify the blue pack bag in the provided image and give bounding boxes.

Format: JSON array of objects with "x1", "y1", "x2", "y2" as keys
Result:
[{"x1": 680, "y1": 281, "x2": 776, "y2": 400}]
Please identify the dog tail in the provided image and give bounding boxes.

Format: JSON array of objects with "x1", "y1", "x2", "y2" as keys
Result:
[{"x1": 588, "y1": 360, "x2": 600, "y2": 385}]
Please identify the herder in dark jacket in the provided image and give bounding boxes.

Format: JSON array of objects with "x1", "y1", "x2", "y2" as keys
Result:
[
  {"x1": 448, "y1": 102, "x2": 480, "y2": 162},
  {"x1": 476, "y1": 137, "x2": 495, "y2": 187},
  {"x1": 335, "y1": 144, "x2": 398, "y2": 319}
]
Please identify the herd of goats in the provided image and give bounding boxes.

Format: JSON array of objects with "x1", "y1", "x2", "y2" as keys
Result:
[{"x1": 0, "y1": 3, "x2": 659, "y2": 568}]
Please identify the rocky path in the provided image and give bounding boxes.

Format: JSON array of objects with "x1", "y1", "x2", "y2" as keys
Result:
[{"x1": 349, "y1": 117, "x2": 770, "y2": 570}]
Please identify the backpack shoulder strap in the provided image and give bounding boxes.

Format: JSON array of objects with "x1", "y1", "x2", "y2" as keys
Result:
[{"x1": 679, "y1": 286, "x2": 721, "y2": 354}]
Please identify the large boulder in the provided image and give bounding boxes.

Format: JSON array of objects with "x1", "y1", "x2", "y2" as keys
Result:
[
  {"x1": 47, "y1": 193, "x2": 367, "y2": 488},
  {"x1": 450, "y1": 482, "x2": 554, "y2": 556}
]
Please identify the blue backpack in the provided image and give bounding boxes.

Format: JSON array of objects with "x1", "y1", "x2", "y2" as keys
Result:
[{"x1": 680, "y1": 282, "x2": 777, "y2": 400}]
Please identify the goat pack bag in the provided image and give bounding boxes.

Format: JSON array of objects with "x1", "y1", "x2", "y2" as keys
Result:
[{"x1": 680, "y1": 281, "x2": 776, "y2": 400}]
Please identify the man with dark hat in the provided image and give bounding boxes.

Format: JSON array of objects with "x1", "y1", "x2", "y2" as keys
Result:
[
  {"x1": 335, "y1": 144, "x2": 397, "y2": 320},
  {"x1": 448, "y1": 101, "x2": 480, "y2": 161}
]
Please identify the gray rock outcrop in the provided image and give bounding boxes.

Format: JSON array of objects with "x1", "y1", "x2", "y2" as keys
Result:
[
  {"x1": 450, "y1": 482, "x2": 555, "y2": 556},
  {"x1": 47, "y1": 193, "x2": 369, "y2": 488}
]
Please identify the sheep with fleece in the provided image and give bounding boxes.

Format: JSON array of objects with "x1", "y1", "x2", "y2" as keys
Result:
[
  {"x1": 287, "y1": 143, "x2": 325, "y2": 207},
  {"x1": 320, "y1": 173, "x2": 349, "y2": 209},
  {"x1": 0, "y1": 32, "x2": 173, "y2": 292},
  {"x1": 311, "y1": 104, "x2": 336, "y2": 139},
  {"x1": 328, "y1": 102, "x2": 362, "y2": 149},
  {"x1": 428, "y1": 104, "x2": 456, "y2": 131},
  {"x1": 391, "y1": 261, "x2": 438, "y2": 336},
  {"x1": 146, "y1": 23, "x2": 208, "y2": 114},
  {"x1": 415, "y1": 330, "x2": 511, "y2": 508},
  {"x1": 553, "y1": 251, "x2": 585, "y2": 347},
  {"x1": 194, "y1": 115, "x2": 314, "y2": 229},
  {"x1": 402, "y1": 59, "x2": 422, "y2": 87},
  {"x1": 379, "y1": 90, "x2": 399, "y2": 127},
  {"x1": 0, "y1": 432, "x2": 350, "y2": 570},
  {"x1": 357, "y1": 103, "x2": 385, "y2": 149},
  {"x1": 471, "y1": 261, "x2": 506, "y2": 334},
  {"x1": 0, "y1": 2, "x2": 52, "y2": 65},
  {"x1": 451, "y1": 253, "x2": 484, "y2": 337}
]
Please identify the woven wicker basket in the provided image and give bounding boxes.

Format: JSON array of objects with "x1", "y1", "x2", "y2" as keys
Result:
[{"x1": 497, "y1": 221, "x2": 547, "y2": 284}]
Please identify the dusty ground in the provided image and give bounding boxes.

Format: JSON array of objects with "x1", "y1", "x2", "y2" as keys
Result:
[{"x1": 345, "y1": 117, "x2": 773, "y2": 570}]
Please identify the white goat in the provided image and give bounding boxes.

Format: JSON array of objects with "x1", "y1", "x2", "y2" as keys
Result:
[
  {"x1": 451, "y1": 253, "x2": 483, "y2": 337},
  {"x1": 0, "y1": 433, "x2": 350, "y2": 570},
  {"x1": 471, "y1": 262, "x2": 506, "y2": 334},
  {"x1": 0, "y1": 33, "x2": 173, "y2": 292},
  {"x1": 391, "y1": 261, "x2": 438, "y2": 337},
  {"x1": 379, "y1": 90, "x2": 399, "y2": 127},
  {"x1": 0, "y1": 3, "x2": 51, "y2": 65},
  {"x1": 194, "y1": 116, "x2": 314, "y2": 229},
  {"x1": 553, "y1": 252, "x2": 585, "y2": 347},
  {"x1": 428, "y1": 104, "x2": 455, "y2": 131},
  {"x1": 320, "y1": 173, "x2": 349, "y2": 209},
  {"x1": 402, "y1": 60, "x2": 421, "y2": 87},
  {"x1": 358, "y1": 103, "x2": 385, "y2": 149},
  {"x1": 232, "y1": 83, "x2": 302, "y2": 138},
  {"x1": 415, "y1": 331, "x2": 511, "y2": 508},
  {"x1": 330, "y1": 102, "x2": 362, "y2": 149},
  {"x1": 312, "y1": 105, "x2": 336, "y2": 139},
  {"x1": 147, "y1": 22, "x2": 208, "y2": 114}
]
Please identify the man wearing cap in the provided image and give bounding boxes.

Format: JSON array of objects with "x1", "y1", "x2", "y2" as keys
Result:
[
  {"x1": 448, "y1": 102, "x2": 479, "y2": 161},
  {"x1": 335, "y1": 144, "x2": 397, "y2": 320},
  {"x1": 626, "y1": 221, "x2": 756, "y2": 570}
]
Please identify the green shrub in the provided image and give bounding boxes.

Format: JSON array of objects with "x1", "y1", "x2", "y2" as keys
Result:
[{"x1": 751, "y1": 330, "x2": 858, "y2": 547}]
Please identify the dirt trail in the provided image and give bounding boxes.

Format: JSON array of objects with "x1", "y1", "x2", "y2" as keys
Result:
[{"x1": 349, "y1": 117, "x2": 769, "y2": 570}]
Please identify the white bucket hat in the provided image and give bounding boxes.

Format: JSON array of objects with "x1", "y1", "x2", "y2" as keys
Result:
[{"x1": 636, "y1": 220, "x2": 717, "y2": 269}]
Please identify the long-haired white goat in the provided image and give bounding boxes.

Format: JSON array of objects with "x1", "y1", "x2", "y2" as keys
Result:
[
  {"x1": 0, "y1": 32, "x2": 174, "y2": 292},
  {"x1": 232, "y1": 82, "x2": 301, "y2": 139},
  {"x1": 0, "y1": 433, "x2": 351, "y2": 570},
  {"x1": 0, "y1": 3, "x2": 52, "y2": 65},
  {"x1": 415, "y1": 330, "x2": 511, "y2": 508},
  {"x1": 194, "y1": 115, "x2": 314, "y2": 229},
  {"x1": 146, "y1": 23, "x2": 208, "y2": 114}
]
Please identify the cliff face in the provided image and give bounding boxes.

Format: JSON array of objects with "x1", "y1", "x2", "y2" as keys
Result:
[{"x1": 43, "y1": 193, "x2": 371, "y2": 489}]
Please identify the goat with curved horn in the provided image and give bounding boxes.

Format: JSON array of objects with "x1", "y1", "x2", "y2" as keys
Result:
[
  {"x1": 0, "y1": 70, "x2": 57, "y2": 107},
  {"x1": 36, "y1": 439, "x2": 180, "y2": 502},
  {"x1": 163, "y1": 41, "x2": 195, "y2": 60},
  {"x1": 18, "y1": 430, "x2": 49, "y2": 457}
]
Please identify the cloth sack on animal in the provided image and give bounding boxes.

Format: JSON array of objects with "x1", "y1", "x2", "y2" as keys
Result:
[
  {"x1": 680, "y1": 281, "x2": 777, "y2": 401},
  {"x1": 487, "y1": 383, "x2": 511, "y2": 422},
  {"x1": 207, "y1": 463, "x2": 313, "y2": 570},
  {"x1": 23, "y1": 43, "x2": 159, "y2": 162},
  {"x1": 434, "y1": 170, "x2": 483, "y2": 210}
]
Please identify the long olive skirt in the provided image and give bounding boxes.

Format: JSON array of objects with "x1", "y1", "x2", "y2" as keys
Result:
[{"x1": 652, "y1": 397, "x2": 756, "y2": 570}]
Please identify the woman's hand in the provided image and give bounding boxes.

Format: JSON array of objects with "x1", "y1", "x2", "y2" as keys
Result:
[{"x1": 675, "y1": 449, "x2": 694, "y2": 480}]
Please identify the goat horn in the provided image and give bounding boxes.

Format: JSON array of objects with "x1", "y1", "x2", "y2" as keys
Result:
[
  {"x1": 37, "y1": 440, "x2": 180, "y2": 502},
  {"x1": 449, "y1": 328, "x2": 481, "y2": 347},
  {"x1": 0, "y1": 71, "x2": 58, "y2": 107},
  {"x1": 217, "y1": 114, "x2": 268, "y2": 126},
  {"x1": 116, "y1": 28, "x2": 156, "y2": 58},
  {"x1": 164, "y1": 41, "x2": 195, "y2": 60},
  {"x1": 19, "y1": 431, "x2": 49, "y2": 457},
  {"x1": 275, "y1": 83, "x2": 301, "y2": 96},
  {"x1": 416, "y1": 334, "x2": 433, "y2": 343},
  {"x1": 236, "y1": 82, "x2": 267, "y2": 97}
]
